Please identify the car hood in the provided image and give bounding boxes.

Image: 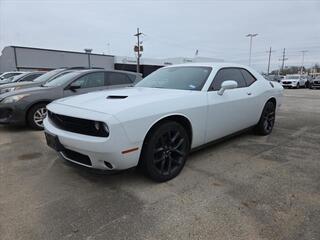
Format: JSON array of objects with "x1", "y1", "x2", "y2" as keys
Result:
[
  {"x1": 0, "y1": 86, "x2": 52, "y2": 99},
  {"x1": 0, "y1": 81, "x2": 38, "y2": 89},
  {"x1": 52, "y1": 87, "x2": 194, "y2": 115}
]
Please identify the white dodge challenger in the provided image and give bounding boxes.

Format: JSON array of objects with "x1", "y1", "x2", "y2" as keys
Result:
[{"x1": 44, "y1": 63, "x2": 283, "y2": 182}]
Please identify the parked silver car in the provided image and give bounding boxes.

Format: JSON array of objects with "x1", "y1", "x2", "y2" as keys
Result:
[{"x1": 0, "y1": 71, "x2": 45, "y2": 86}]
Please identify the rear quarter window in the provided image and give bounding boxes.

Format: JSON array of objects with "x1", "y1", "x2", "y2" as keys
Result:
[{"x1": 240, "y1": 69, "x2": 257, "y2": 86}]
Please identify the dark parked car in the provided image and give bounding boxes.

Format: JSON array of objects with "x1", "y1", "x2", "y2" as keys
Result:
[
  {"x1": 0, "y1": 69, "x2": 142, "y2": 129},
  {"x1": 309, "y1": 77, "x2": 320, "y2": 89},
  {"x1": 0, "y1": 68, "x2": 83, "y2": 94},
  {"x1": 0, "y1": 71, "x2": 45, "y2": 86}
]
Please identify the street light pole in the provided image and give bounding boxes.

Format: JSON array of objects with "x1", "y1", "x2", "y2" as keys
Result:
[
  {"x1": 246, "y1": 33, "x2": 258, "y2": 66},
  {"x1": 84, "y1": 48, "x2": 93, "y2": 68},
  {"x1": 300, "y1": 50, "x2": 308, "y2": 74}
]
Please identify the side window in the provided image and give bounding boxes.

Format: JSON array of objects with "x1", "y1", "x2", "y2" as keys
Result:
[
  {"x1": 240, "y1": 69, "x2": 256, "y2": 86},
  {"x1": 20, "y1": 73, "x2": 42, "y2": 82},
  {"x1": 72, "y1": 72, "x2": 105, "y2": 88},
  {"x1": 211, "y1": 68, "x2": 246, "y2": 91},
  {"x1": 127, "y1": 74, "x2": 139, "y2": 83},
  {"x1": 106, "y1": 72, "x2": 133, "y2": 85}
]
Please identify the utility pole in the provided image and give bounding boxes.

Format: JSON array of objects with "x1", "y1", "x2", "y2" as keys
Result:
[
  {"x1": 266, "y1": 47, "x2": 275, "y2": 75},
  {"x1": 246, "y1": 33, "x2": 258, "y2": 66},
  {"x1": 279, "y1": 48, "x2": 288, "y2": 75},
  {"x1": 134, "y1": 28, "x2": 143, "y2": 73},
  {"x1": 300, "y1": 50, "x2": 308, "y2": 74}
]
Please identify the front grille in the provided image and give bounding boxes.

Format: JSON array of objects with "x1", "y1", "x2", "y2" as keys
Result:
[
  {"x1": 282, "y1": 81, "x2": 292, "y2": 84},
  {"x1": 48, "y1": 111, "x2": 109, "y2": 137},
  {"x1": 314, "y1": 81, "x2": 320, "y2": 84},
  {"x1": 62, "y1": 148, "x2": 92, "y2": 166}
]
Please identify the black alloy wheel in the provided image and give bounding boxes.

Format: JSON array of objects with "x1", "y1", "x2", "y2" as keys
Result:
[
  {"x1": 255, "y1": 101, "x2": 276, "y2": 135},
  {"x1": 140, "y1": 121, "x2": 190, "y2": 182}
]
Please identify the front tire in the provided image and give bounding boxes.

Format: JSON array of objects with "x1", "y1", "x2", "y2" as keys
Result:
[
  {"x1": 255, "y1": 101, "x2": 276, "y2": 136},
  {"x1": 305, "y1": 81, "x2": 309, "y2": 88},
  {"x1": 140, "y1": 121, "x2": 190, "y2": 182},
  {"x1": 27, "y1": 103, "x2": 48, "y2": 130}
]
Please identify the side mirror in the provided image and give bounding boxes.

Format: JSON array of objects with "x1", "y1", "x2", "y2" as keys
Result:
[
  {"x1": 218, "y1": 80, "x2": 238, "y2": 95},
  {"x1": 68, "y1": 82, "x2": 81, "y2": 92}
]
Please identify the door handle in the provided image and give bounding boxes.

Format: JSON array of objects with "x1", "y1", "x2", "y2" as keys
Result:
[{"x1": 247, "y1": 92, "x2": 252, "y2": 95}]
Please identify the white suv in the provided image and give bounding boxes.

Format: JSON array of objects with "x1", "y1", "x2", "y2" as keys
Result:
[{"x1": 281, "y1": 74, "x2": 307, "y2": 88}]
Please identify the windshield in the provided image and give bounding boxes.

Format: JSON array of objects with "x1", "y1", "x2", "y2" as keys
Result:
[
  {"x1": 0, "y1": 72, "x2": 22, "y2": 79},
  {"x1": 33, "y1": 69, "x2": 64, "y2": 82},
  {"x1": 1, "y1": 77, "x2": 14, "y2": 83},
  {"x1": 285, "y1": 75, "x2": 300, "y2": 79},
  {"x1": 43, "y1": 71, "x2": 80, "y2": 87},
  {"x1": 135, "y1": 66, "x2": 212, "y2": 91}
]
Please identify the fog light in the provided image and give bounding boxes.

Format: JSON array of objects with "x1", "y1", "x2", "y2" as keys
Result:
[{"x1": 104, "y1": 161, "x2": 113, "y2": 169}]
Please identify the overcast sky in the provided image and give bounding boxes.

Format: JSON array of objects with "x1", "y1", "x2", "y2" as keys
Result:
[{"x1": 0, "y1": 0, "x2": 319, "y2": 72}]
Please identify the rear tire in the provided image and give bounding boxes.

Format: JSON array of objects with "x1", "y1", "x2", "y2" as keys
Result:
[
  {"x1": 27, "y1": 103, "x2": 48, "y2": 130},
  {"x1": 140, "y1": 121, "x2": 190, "y2": 182},
  {"x1": 255, "y1": 101, "x2": 276, "y2": 136}
]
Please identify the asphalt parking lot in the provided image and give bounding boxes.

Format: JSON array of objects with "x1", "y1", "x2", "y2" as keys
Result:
[{"x1": 1, "y1": 89, "x2": 319, "y2": 240}]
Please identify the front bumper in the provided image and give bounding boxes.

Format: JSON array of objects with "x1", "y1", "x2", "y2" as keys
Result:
[
  {"x1": 281, "y1": 81, "x2": 298, "y2": 88},
  {"x1": 310, "y1": 81, "x2": 320, "y2": 88},
  {"x1": 0, "y1": 102, "x2": 26, "y2": 125},
  {"x1": 43, "y1": 116, "x2": 143, "y2": 171}
]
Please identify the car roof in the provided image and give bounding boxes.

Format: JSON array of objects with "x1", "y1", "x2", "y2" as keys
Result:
[
  {"x1": 75, "y1": 69, "x2": 141, "y2": 76},
  {"x1": 2, "y1": 71, "x2": 27, "y2": 73},
  {"x1": 23, "y1": 71, "x2": 46, "y2": 75},
  {"x1": 163, "y1": 62, "x2": 251, "y2": 69},
  {"x1": 161, "y1": 62, "x2": 263, "y2": 77}
]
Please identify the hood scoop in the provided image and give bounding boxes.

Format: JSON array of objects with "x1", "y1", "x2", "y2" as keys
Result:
[{"x1": 106, "y1": 95, "x2": 128, "y2": 99}]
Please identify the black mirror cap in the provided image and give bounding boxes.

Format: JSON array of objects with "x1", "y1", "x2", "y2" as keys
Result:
[{"x1": 69, "y1": 84, "x2": 81, "y2": 92}]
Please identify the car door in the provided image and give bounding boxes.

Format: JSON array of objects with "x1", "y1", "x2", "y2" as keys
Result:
[
  {"x1": 63, "y1": 71, "x2": 106, "y2": 97},
  {"x1": 205, "y1": 68, "x2": 257, "y2": 142},
  {"x1": 300, "y1": 76, "x2": 307, "y2": 86},
  {"x1": 105, "y1": 72, "x2": 134, "y2": 89}
]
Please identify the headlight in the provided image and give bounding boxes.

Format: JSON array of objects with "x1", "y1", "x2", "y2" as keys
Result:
[
  {"x1": 93, "y1": 121, "x2": 110, "y2": 137},
  {"x1": 1, "y1": 94, "x2": 30, "y2": 103},
  {"x1": 103, "y1": 122, "x2": 110, "y2": 136},
  {"x1": 0, "y1": 87, "x2": 16, "y2": 94}
]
